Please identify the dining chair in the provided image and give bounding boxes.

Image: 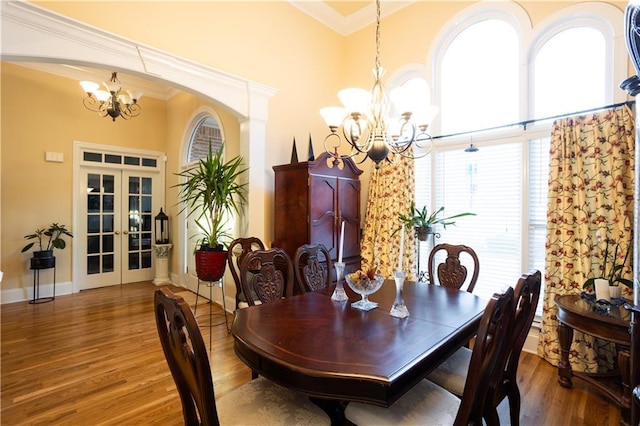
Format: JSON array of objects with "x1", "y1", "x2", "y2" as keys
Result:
[
  {"x1": 154, "y1": 287, "x2": 330, "y2": 426},
  {"x1": 294, "y1": 243, "x2": 332, "y2": 293},
  {"x1": 239, "y1": 248, "x2": 300, "y2": 306},
  {"x1": 344, "y1": 287, "x2": 514, "y2": 426},
  {"x1": 227, "y1": 237, "x2": 265, "y2": 309},
  {"x1": 426, "y1": 270, "x2": 542, "y2": 426},
  {"x1": 427, "y1": 243, "x2": 480, "y2": 292}
]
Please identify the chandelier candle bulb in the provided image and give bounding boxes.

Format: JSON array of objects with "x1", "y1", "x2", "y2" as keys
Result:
[
  {"x1": 398, "y1": 224, "x2": 405, "y2": 271},
  {"x1": 338, "y1": 221, "x2": 345, "y2": 264}
]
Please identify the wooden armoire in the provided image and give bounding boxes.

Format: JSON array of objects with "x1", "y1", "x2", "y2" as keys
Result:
[{"x1": 273, "y1": 152, "x2": 362, "y2": 279}]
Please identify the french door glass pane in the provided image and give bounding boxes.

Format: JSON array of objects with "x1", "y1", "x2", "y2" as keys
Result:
[
  {"x1": 103, "y1": 254, "x2": 114, "y2": 272},
  {"x1": 127, "y1": 176, "x2": 152, "y2": 272},
  {"x1": 86, "y1": 172, "x2": 118, "y2": 275},
  {"x1": 103, "y1": 175, "x2": 114, "y2": 193}
]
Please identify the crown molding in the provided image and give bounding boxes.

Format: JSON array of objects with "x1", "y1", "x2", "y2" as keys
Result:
[
  {"x1": 0, "y1": 0, "x2": 277, "y2": 119},
  {"x1": 288, "y1": 1, "x2": 415, "y2": 36}
]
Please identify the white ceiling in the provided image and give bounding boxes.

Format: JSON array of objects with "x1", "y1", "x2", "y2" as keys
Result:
[{"x1": 12, "y1": 1, "x2": 414, "y2": 101}]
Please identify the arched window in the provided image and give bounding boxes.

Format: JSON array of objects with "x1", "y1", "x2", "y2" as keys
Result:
[
  {"x1": 440, "y1": 19, "x2": 519, "y2": 134},
  {"x1": 415, "y1": 3, "x2": 623, "y2": 304},
  {"x1": 533, "y1": 27, "x2": 606, "y2": 118},
  {"x1": 188, "y1": 116, "x2": 224, "y2": 162}
]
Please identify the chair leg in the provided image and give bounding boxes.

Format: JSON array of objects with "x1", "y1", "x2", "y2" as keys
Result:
[
  {"x1": 484, "y1": 406, "x2": 500, "y2": 426},
  {"x1": 507, "y1": 383, "x2": 521, "y2": 426}
]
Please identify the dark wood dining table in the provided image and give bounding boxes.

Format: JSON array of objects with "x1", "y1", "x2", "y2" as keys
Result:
[{"x1": 231, "y1": 279, "x2": 486, "y2": 410}]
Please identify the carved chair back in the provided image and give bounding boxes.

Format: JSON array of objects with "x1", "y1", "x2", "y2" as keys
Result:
[
  {"x1": 485, "y1": 270, "x2": 541, "y2": 425},
  {"x1": 428, "y1": 243, "x2": 480, "y2": 292},
  {"x1": 455, "y1": 287, "x2": 514, "y2": 426},
  {"x1": 227, "y1": 237, "x2": 265, "y2": 308},
  {"x1": 154, "y1": 287, "x2": 219, "y2": 426},
  {"x1": 239, "y1": 248, "x2": 298, "y2": 306},
  {"x1": 294, "y1": 244, "x2": 332, "y2": 293}
]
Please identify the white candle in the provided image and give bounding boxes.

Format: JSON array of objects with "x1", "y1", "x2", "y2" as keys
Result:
[
  {"x1": 338, "y1": 221, "x2": 345, "y2": 263},
  {"x1": 398, "y1": 224, "x2": 405, "y2": 271}
]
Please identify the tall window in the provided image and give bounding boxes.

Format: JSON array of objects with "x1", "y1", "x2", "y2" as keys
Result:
[
  {"x1": 413, "y1": 4, "x2": 620, "y2": 310},
  {"x1": 440, "y1": 19, "x2": 519, "y2": 135}
]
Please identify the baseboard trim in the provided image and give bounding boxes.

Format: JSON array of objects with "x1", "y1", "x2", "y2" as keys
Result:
[{"x1": 1, "y1": 281, "x2": 74, "y2": 304}]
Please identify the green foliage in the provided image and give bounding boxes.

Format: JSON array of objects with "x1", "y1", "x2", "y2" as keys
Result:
[
  {"x1": 21, "y1": 223, "x2": 73, "y2": 253},
  {"x1": 174, "y1": 143, "x2": 248, "y2": 250},
  {"x1": 583, "y1": 235, "x2": 633, "y2": 290},
  {"x1": 394, "y1": 201, "x2": 475, "y2": 235}
]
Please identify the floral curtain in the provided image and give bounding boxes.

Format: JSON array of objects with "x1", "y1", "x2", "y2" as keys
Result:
[
  {"x1": 360, "y1": 155, "x2": 416, "y2": 279},
  {"x1": 538, "y1": 105, "x2": 635, "y2": 372}
]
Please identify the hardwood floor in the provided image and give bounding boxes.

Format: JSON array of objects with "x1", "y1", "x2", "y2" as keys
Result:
[{"x1": 1, "y1": 282, "x2": 620, "y2": 425}]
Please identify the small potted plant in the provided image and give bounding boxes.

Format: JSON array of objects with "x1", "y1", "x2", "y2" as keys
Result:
[
  {"x1": 21, "y1": 223, "x2": 73, "y2": 268},
  {"x1": 396, "y1": 201, "x2": 475, "y2": 241},
  {"x1": 174, "y1": 142, "x2": 248, "y2": 281},
  {"x1": 583, "y1": 231, "x2": 633, "y2": 296}
]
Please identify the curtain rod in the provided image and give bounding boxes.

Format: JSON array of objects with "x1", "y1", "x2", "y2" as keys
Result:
[{"x1": 431, "y1": 100, "x2": 635, "y2": 141}]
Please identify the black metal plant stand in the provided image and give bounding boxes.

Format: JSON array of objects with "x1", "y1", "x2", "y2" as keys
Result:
[
  {"x1": 194, "y1": 277, "x2": 230, "y2": 348},
  {"x1": 30, "y1": 256, "x2": 56, "y2": 304}
]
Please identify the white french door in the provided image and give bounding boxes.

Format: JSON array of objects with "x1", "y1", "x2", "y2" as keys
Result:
[{"x1": 73, "y1": 143, "x2": 166, "y2": 291}]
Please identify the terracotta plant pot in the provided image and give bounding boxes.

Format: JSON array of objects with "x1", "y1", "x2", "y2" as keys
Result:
[{"x1": 195, "y1": 250, "x2": 227, "y2": 282}]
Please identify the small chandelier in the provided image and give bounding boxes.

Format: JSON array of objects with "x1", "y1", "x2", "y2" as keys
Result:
[
  {"x1": 79, "y1": 72, "x2": 143, "y2": 121},
  {"x1": 320, "y1": 0, "x2": 438, "y2": 168}
]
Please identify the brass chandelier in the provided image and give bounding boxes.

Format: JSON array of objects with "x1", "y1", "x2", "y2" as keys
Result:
[
  {"x1": 320, "y1": 0, "x2": 438, "y2": 168},
  {"x1": 80, "y1": 72, "x2": 143, "y2": 121}
]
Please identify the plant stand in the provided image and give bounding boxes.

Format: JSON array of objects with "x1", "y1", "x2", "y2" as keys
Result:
[
  {"x1": 152, "y1": 244, "x2": 172, "y2": 285},
  {"x1": 194, "y1": 277, "x2": 230, "y2": 348},
  {"x1": 30, "y1": 256, "x2": 55, "y2": 304},
  {"x1": 416, "y1": 230, "x2": 439, "y2": 283}
]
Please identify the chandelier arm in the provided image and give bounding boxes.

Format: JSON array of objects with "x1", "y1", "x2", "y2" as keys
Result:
[
  {"x1": 127, "y1": 103, "x2": 142, "y2": 117},
  {"x1": 393, "y1": 134, "x2": 433, "y2": 160},
  {"x1": 82, "y1": 96, "x2": 103, "y2": 113},
  {"x1": 324, "y1": 133, "x2": 370, "y2": 162}
]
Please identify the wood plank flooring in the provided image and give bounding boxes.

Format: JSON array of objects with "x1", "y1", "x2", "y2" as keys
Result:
[{"x1": 1, "y1": 282, "x2": 620, "y2": 425}]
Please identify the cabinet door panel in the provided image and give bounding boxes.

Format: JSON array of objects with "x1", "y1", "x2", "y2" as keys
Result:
[
  {"x1": 309, "y1": 175, "x2": 338, "y2": 258},
  {"x1": 339, "y1": 178, "x2": 361, "y2": 259}
]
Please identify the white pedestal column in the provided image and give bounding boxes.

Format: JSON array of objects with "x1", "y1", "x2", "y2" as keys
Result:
[{"x1": 153, "y1": 244, "x2": 172, "y2": 285}]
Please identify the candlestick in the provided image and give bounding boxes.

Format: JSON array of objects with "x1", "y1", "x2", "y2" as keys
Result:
[
  {"x1": 338, "y1": 220, "x2": 345, "y2": 263},
  {"x1": 331, "y1": 262, "x2": 348, "y2": 302},
  {"x1": 398, "y1": 224, "x2": 405, "y2": 271},
  {"x1": 390, "y1": 270, "x2": 409, "y2": 318}
]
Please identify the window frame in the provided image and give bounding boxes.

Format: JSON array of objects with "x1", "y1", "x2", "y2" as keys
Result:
[{"x1": 388, "y1": 2, "x2": 626, "y2": 318}]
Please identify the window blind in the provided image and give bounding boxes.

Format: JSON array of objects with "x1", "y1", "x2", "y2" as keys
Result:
[{"x1": 416, "y1": 142, "x2": 524, "y2": 301}]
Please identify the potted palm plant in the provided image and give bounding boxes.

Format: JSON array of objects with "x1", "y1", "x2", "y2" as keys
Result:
[
  {"x1": 21, "y1": 223, "x2": 73, "y2": 268},
  {"x1": 396, "y1": 201, "x2": 475, "y2": 241},
  {"x1": 174, "y1": 143, "x2": 248, "y2": 281}
]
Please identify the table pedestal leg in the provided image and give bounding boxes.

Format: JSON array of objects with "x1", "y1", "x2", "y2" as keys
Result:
[{"x1": 557, "y1": 322, "x2": 574, "y2": 388}]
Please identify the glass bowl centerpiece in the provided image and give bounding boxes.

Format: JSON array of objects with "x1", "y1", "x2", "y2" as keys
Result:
[{"x1": 345, "y1": 269, "x2": 385, "y2": 311}]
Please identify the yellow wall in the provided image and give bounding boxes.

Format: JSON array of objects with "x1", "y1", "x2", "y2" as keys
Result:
[
  {"x1": 1, "y1": 0, "x2": 631, "y2": 299},
  {"x1": 1, "y1": 64, "x2": 168, "y2": 291}
]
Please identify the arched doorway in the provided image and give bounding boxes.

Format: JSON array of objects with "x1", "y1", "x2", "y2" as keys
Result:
[{"x1": 1, "y1": 1, "x2": 275, "y2": 295}]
